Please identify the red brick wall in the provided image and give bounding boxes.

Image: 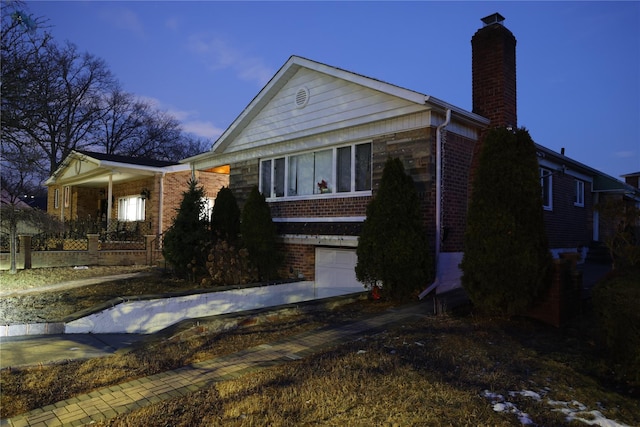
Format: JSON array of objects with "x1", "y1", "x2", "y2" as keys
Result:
[
  {"x1": 441, "y1": 131, "x2": 477, "y2": 252},
  {"x1": 543, "y1": 174, "x2": 593, "y2": 249},
  {"x1": 278, "y1": 242, "x2": 316, "y2": 280},
  {"x1": 471, "y1": 22, "x2": 517, "y2": 129},
  {"x1": 161, "y1": 171, "x2": 229, "y2": 235},
  {"x1": 269, "y1": 197, "x2": 370, "y2": 219}
]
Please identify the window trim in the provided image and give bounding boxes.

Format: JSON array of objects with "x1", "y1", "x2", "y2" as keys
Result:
[
  {"x1": 63, "y1": 186, "x2": 70, "y2": 208},
  {"x1": 259, "y1": 142, "x2": 373, "y2": 200},
  {"x1": 54, "y1": 188, "x2": 60, "y2": 209},
  {"x1": 117, "y1": 195, "x2": 146, "y2": 221},
  {"x1": 540, "y1": 168, "x2": 553, "y2": 211},
  {"x1": 574, "y1": 179, "x2": 585, "y2": 207}
]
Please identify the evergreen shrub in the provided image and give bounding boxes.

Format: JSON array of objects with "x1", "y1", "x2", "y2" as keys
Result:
[
  {"x1": 210, "y1": 186, "x2": 241, "y2": 244},
  {"x1": 460, "y1": 127, "x2": 552, "y2": 314},
  {"x1": 162, "y1": 179, "x2": 209, "y2": 279},
  {"x1": 355, "y1": 157, "x2": 432, "y2": 301},
  {"x1": 241, "y1": 186, "x2": 282, "y2": 281}
]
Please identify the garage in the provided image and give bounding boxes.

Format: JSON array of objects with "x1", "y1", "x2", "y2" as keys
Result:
[{"x1": 315, "y1": 248, "x2": 364, "y2": 296}]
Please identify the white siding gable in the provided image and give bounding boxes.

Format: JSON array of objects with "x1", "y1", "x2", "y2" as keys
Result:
[{"x1": 223, "y1": 67, "x2": 427, "y2": 154}]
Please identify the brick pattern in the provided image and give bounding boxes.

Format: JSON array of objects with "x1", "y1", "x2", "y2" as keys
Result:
[
  {"x1": 525, "y1": 259, "x2": 582, "y2": 327},
  {"x1": 471, "y1": 22, "x2": 517, "y2": 129},
  {"x1": 229, "y1": 159, "x2": 260, "y2": 209},
  {"x1": 160, "y1": 170, "x2": 229, "y2": 235},
  {"x1": 278, "y1": 242, "x2": 316, "y2": 280},
  {"x1": 441, "y1": 131, "x2": 477, "y2": 252},
  {"x1": 543, "y1": 174, "x2": 593, "y2": 249},
  {"x1": 269, "y1": 197, "x2": 370, "y2": 219},
  {"x1": 47, "y1": 171, "x2": 229, "y2": 238}
]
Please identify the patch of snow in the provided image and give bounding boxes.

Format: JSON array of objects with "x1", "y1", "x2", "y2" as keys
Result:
[
  {"x1": 548, "y1": 399, "x2": 631, "y2": 427},
  {"x1": 482, "y1": 389, "x2": 631, "y2": 427}
]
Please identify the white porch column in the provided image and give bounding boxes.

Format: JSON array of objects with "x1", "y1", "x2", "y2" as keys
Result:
[{"x1": 107, "y1": 174, "x2": 113, "y2": 225}]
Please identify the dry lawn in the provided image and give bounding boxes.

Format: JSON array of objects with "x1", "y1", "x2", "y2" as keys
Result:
[{"x1": 1, "y1": 267, "x2": 639, "y2": 426}]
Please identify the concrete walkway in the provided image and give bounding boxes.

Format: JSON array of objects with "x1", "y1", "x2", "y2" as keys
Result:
[{"x1": 1, "y1": 302, "x2": 431, "y2": 427}]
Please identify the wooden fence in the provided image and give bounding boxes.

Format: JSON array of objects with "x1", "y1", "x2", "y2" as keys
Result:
[{"x1": 0, "y1": 234, "x2": 163, "y2": 271}]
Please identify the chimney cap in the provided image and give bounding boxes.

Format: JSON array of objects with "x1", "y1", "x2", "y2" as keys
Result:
[{"x1": 481, "y1": 13, "x2": 505, "y2": 26}]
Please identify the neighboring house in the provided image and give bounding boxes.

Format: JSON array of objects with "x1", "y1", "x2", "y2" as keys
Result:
[
  {"x1": 0, "y1": 189, "x2": 43, "y2": 236},
  {"x1": 45, "y1": 150, "x2": 229, "y2": 237},
  {"x1": 183, "y1": 13, "x2": 638, "y2": 295},
  {"x1": 537, "y1": 147, "x2": 640, "y2": 259}
]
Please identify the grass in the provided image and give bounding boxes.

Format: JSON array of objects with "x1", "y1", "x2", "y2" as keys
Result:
[{"x1": 1, "y1": 267, "x2": 639, "y2": 426}]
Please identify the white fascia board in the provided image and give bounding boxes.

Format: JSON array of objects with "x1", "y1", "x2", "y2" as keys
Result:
[{"x1": 98, "y1": 160, "x2": 189, "y2": 175}]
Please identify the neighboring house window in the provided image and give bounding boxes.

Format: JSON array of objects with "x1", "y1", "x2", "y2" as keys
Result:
[
  {"x1": 63, "y1": 186, "x2": 70, "y2": 207},
  {"x1": 201, "y1": 198, "x2": 214, "y2": 220},
  {"x1": 540, "y1": 168, "x2": 552, "y2": 210},
  {"x1": 574, "y1": 179, "x2": 584, "y2": 207},
  {"x1": 118, "y1": 196, "x2": 145, "y2": 221},
  {"x1": 54, "y1": 188, "x2": 60, "y2": 209},
  {"x1": 260, "y1": 142, "x2": 372, "y2": 198}
]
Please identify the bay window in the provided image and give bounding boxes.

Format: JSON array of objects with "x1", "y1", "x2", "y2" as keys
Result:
[{"x1": 260, "y1": 142, "x2": 372, "y2": 198}]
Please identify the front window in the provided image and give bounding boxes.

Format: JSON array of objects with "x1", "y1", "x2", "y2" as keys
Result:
[
  {"x1": 118, "y1": 195, "x2": 145, "y2": 221},
  {"x1": 261, "y1": 142, "x2": 372, "y2": 198},
  {"x1": 540, "y1": 168, "x2": 552, "y2": 210},
  {"x1": 574, "y1": 180, "x2": 584, "y2": 207}
]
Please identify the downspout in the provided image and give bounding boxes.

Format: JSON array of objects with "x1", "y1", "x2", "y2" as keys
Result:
[
  {"x1": 419, "y1": 108, "x2": 451, "y2": 299},
  {"x1": 158, "y1": 172, "x2": 165, "y2": 237},
  {"x1": 107, "y1": 174, "x2": 113, "y2": 226}
]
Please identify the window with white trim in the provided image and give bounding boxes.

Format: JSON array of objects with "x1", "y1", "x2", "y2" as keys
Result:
[
  {"x1": 540, "y1": 168, "x2": 553, "y2": 210},
  {"x1": 54, "y1": 188, "x2": 60, "y2": 209},
  {"x1": 117, "y1": 195, "x2": 145, "y2": 221},
  {"x1": 574, "y1": 179, "x2": 584, "y2": 207},
  {"x1": 260, "y1": 142, "x2": 372, "y2": 198}
]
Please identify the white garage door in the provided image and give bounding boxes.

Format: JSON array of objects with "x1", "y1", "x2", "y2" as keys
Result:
[{"x1": 315, "y1": 248, "x2": 364, "y2": 296}]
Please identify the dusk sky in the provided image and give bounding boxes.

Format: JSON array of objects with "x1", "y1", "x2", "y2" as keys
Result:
[{"x1": 27, "y1": 1, "x2": 639, "y2": 181}]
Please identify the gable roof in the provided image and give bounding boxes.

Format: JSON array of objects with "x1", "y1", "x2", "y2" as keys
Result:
[
  {"x1": 45, "y1": 150, "x2": 188, "y2": 188},
  {"x1": 536, "y1": 144, "x2": 640, "y2": 200},
  {"x1": 184, "y1": 55, "x2": 489, "y2": 165}
]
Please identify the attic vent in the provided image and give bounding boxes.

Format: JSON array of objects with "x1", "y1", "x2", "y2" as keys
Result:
[{"x1": 295, "y1": 86, "x2": 309, "y2": 108}]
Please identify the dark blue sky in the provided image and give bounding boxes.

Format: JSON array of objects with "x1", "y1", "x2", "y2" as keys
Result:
[{"x1": 29, "y1": 1, "x2": 640, "y2": 179}]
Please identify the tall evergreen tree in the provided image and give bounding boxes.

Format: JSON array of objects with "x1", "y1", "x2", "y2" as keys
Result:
[
  {"x1": 356, "y1": 157, "x2": 432, "y2": 301},
  {"x1": 162, "y1": 179, "x2": 209, "y2": 279},
  {"x1": 241, "y1": 186, "x2": 282, "y2": 281},
  {"x1": 210, "y1": 187, "x2": 241, "y2": 244},
  {"x1": 460, "y1": 127, "x2": 552, "y2": 314}
]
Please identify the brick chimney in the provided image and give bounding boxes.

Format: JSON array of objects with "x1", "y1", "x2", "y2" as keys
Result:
[{"x1": 472, "y1": 13, "x2": 517, "y2": 129}]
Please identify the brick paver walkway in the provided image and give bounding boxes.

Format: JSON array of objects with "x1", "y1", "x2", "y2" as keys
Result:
[{"x1": 1, "y1": 303, "x2": 431, "y2": 427}]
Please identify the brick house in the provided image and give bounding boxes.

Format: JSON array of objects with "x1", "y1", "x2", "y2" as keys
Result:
[
  {"x1": 185, "y1": 13, "x2": 638, "y2": 295},
  {"x1": 45, "y1": 150, "x2": 229, "y2": 237}
]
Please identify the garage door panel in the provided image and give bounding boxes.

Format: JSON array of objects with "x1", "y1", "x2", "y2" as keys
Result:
[{"x1": 315, "y1": 248, "x2": 363, "y2": 292}]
